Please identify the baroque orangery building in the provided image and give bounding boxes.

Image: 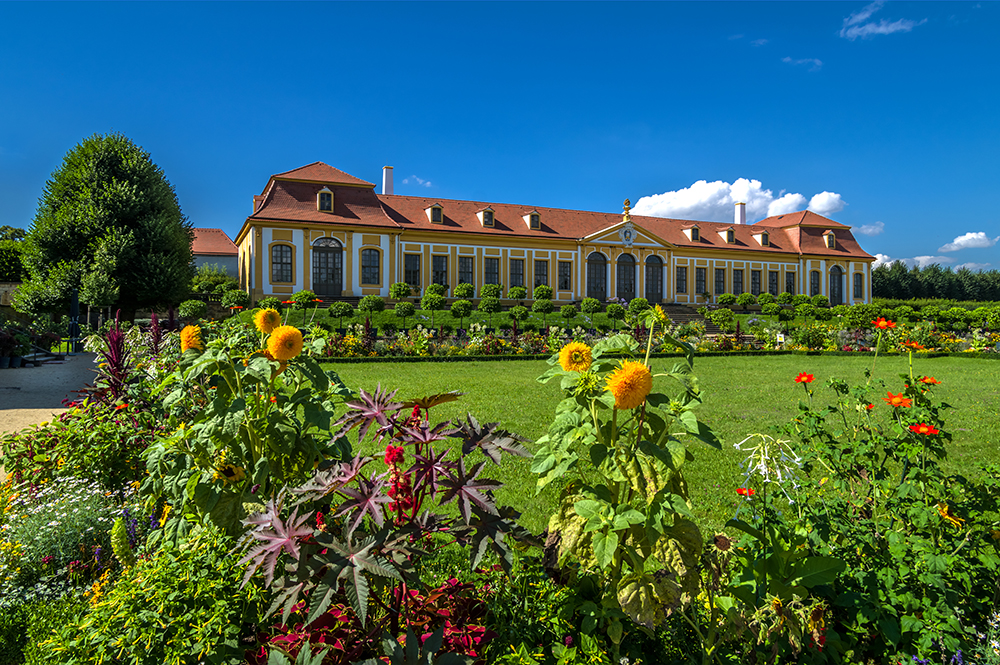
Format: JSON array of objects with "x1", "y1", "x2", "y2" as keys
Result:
[{"x1": 235, "y1": 162, "x2": 876, "y2": 305}]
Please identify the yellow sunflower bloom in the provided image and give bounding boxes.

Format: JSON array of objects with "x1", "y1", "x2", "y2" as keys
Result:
[
  {"x1": 559, "y1": 341, "x2": 593, "y2": 373},
  {"x1": 937, "y1": 502, "x2": 965, "y2": 530},
  {"x1": 254, "y1": 308, "x2": 282, "y2": 334},
  {"x1": 180, "y1": 325, "x2": 203, "y2": 353},
  {"x1": 605, "y1": 360, "x2": 652, "y2": 410},
  {"x1": 267, "y1": 325, "x2": 304, "y2": 361},
  {"x1": 213, "y1": 464, "x2": 246, "y2": 484}
]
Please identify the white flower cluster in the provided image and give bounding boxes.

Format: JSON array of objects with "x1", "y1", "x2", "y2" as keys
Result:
[{"x1": 734, "y1": 433, "x2": 803, "y2": 501}]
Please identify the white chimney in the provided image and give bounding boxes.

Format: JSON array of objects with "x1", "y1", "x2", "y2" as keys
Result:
[
  {"x1": 382, "y1": 166, "x2": 393, "y2": 195},
  {"x1": 735, "y1": 201, "x2": 746, "y2": 225}
]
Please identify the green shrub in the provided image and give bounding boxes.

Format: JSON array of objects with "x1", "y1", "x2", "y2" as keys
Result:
[
  {"x1": 389, "y1": 282, "x2": 412, "y2": 300},
  {"x1": 453, "y1": 283, "x2": 475, "y2": 299},
  {"x1": 393, "y1": 301, "x2": 415, "y2": 327},
  {"x1": 792, "y1": 323, "x2": 828, "y2": 349},
  {"x1": 190, "y1": 264, "x2": 237, "y2": 294},
  {"x1": 560, "y1": 304, "x2": 578, "y2": 321},
  {"x1": 420, "y1": 293, "x2": 447, "y2": 326},
  {"x1": 756, "y1": 292, "x2": 775, "y2": 306},
  {"x1": 40, "y1": 529, "x2": 265, "y2": 665},
  {"x1": 256, "y1": 296, "x2": 282, "y2": 311},
  {"x1": 708, "y1": 308, "x2": 735, "y2": 332},
  {"x1": 814, "y1": 307, "x2": 833, "y2": 321},
  {"x1": 776, "y1": 291, "x2": 793, "y2": 305},
  {"x1": 533, "y1": 284, "x2": 553, "y2": 300},
  {"x1": 717, "y1": 293, "x2": 737, "y2": 307},
  {"x1": 220, "y1": 289, "x2": 250, "y2": 310},
  {"x1": 508, "y1": 305, "x2": 529, "y2": 323},
  {"x1": 531, "y1": 298, "x2": 554, "y2": 326},
  {"x1": 795, "y1": 303, "x2": 816, "y2": 320},
  {"x1": 425, "y1": 283, "x2": 447, "y2": 297},
  {"x1": 580, "y1": 298, "x2": 602, "y2": 315},
  {"x1": 480, "y1": 283, "x2": 502, "y2": 299},
  {"x1": 178, "y1": 299, "x2": 207, "y2": 320},
  {"x1": 478, "y1": 297, "x2": 501, "y2": 327},
  {"x1": 831, "y1": 304, "x2": 849, "y2": 318},
  {"x1": 736, "y1": 293, "x2": 756, "y2": 310},
  {"x1": 327, "y1": 301, "x2": 354, "y2": 328},
  {"x1": 847, "y1": 303, "x2": 880, "y2": 329},
  {"x1": 606, "y1": 303, "x2": 626, "y2": 328},
  {"x1": 0, "y1": 601, "x2": 27, "y2": 664},
  {"x1": 791, "y1": 294, "x2": 810, "y2": 307},
  {"x1": 778, "y1": 308, "x2": 795, "y2": 322},
  {"x1": 761, "y1": 303, "x2": 781, "y2": 318},
  {"x1": 626, "y1": 297, "x2": 649, "y2": 317},
  {"x1": 290, "y1": 290, "x2": 318, "y2": 309},
  {"x1": 450, "y1": 299, "x2": 473, "y2": 328},
  {"x1": 810, "y1": 294, "x2": 830, "y2": 308},
  {"x1": 358, "y1": 295, "x2": 386, "y2": 316},
  {"x1": 508, "y1": 286, "x2": 527, "y2": 301}
]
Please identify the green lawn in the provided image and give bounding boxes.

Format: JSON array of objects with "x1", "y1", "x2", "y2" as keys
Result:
[{"x1": 322, "y1": 354, "x2": 1000, "y2": 535}]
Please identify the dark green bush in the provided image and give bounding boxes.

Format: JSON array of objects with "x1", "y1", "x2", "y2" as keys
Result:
[
  {"x1": 717, "y1": 293, "x2": 737, "y2": 307},
  {"x1": 626, "y1": 297, "x2": 649, "y2": 317},
  {"x1": 358, "y1": 295, "x2": 386, "y2": 315},
  {"x1": 290, "y1": 290, "x2": 318, "y2": 309},
  {"x1": 327, "y1": 301, "x2": 354, "y2": 328},
  {"x1": 533, "y1": 284, "x2": 553, "y2": 300},
  {"x1": 508, "y1": 286, "x2": 527, "y2": 301},
  {"x1": 178, "y1": 299, "x2": 207, "y2": 320},
  {"x1": 256, "y1": 296, "x2": 282, "y2": 310},
  {"x1": 580, "y1": 297, "x2": 602, "y2": 315},
  {"x1": 776, "y1": 292, "x2": 793, "y2": 304},
  {"x1": 425, "y1": 283, "x2": 447, "y2": 297},
  {"x1": 220, "y1": 289, "x2": 250, "y2": 310},
  {"x1": 389, "y1": 282, "x2": 412, "y2": 300},
  {"x1": 479, "y1": 283, "x2": 502, "y2": 299},
  {"x1": 453, "y1": 283, "x2": 475, "y2": 299}
]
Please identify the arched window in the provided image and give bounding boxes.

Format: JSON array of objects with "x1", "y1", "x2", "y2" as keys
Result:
[
  {"x1": 271, "y1": 244, "x2": 293, "y2": 283},
  {"x1": 312, "y1": 237, "x2": 343, "y2": 297},
  {"x1": 586, "y1": 252, "x2": 607, "y2": 301},
  {"x1": 617, "y1": 254, "x2": 636, "y2": 300},
  {"x1": 810, "y1": 270, "x2": 821, "y2": 296},
  {"x1": 361, "y1": 248, "x2": 380, "y2": 285},
  {"x1": 645, "y1": 256, "x2": 663, "y2": 303},
  {"x1": 829, "y1": 265, "x2": 844, "y2": 305}
]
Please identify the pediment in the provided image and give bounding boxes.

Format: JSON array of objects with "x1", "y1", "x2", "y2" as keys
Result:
[{"x1": 582, "y1": 221, "x2": 673, "y2": 249}]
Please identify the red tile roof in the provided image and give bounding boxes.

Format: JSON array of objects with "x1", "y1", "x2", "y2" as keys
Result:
[
  {"x1": 271, "y1": 162, "x2": 375, "y2": 188},
  {"x1": 251, "y1": 180, "x2": 398, "y2": 228},
  {"x1": 192, "y1": 228, "x2": 238, "y2": 255}
]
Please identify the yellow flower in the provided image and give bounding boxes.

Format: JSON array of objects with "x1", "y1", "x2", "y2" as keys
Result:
[
  {"x1": 558, "y1": 342, "x2": 593, "y2": 373},
  {"x1": 254, "y1": 308, "x2": 282, "y2": 334},
  {"x1": 267, "y1": 325, "x2": 303, "y2": 361},
  {"x1": 937, "y1": 502, "x2": 964, "y2": 530},
  {"x1": 213, "y1": 464, "x2": 246, "y2": 484},
  {"x1": 180, "y1": 325, "x2": 203, "y2": 353},
  {"x1": 158, "y1": 504, "x2": 172, "y2": 527},
  {"x1": 605, "y1": 360, "x2": 652, "y2": 410}
]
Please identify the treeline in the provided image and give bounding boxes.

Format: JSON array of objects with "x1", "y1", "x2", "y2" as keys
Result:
[{"x1": 873, "y1": 261, "x2": 1000, "y2": 301}]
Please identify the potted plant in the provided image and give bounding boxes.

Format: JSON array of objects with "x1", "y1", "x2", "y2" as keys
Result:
[{"x1": 11, "y1": 333, "x2": 30, "y2": 368}]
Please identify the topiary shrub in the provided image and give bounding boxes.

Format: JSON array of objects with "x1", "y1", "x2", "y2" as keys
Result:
[
  {"x1": 394, "y1": 301, "x2": 415, "y2": 328},
  {"x1": 178, "y1": 299, "x2": 207, "y2": 320},
  {"x1": 480, "y1": 283, "x2": 502, "y2": 299},
  {"x1": 507, "y1": 286, "x2": 527, "y2": 302},
  {"x1": 627, "y1": 297, "x2": 650, "y2": 318},
  {"x1": 560, "y1": 304, "x2": 578, "y2": 322},
  {"x1": 606, "y1": 303, "x2": 626, "y2": 329},
  {"x1": 508, "y1": 305, "x2": 529, "y2": 323},
  {"x1": 792, "y1": 294, "x2": 811, "y2": 307},
  {"x1": 531, "y1": 298, "x2": 554, "y2": 327},
  {"x1": 736, "y1": 293, "x2": 756, "y2": 310},
  {"x1": 450, "y1": 299, "x2": 473, "y2": 329},
  {"x1": 257, "y1": 296, "x2": 282, "y2": 311},
  {"x1": 478, "y1": 296, "x2": 501, "y2": 328},
  {"x1": 847, "y1": 303, "x2": 881, "y2": 329},
  {"x1": 580, "y1": 297, "x2": 602, "y2": 316},
  {"x1": 832, "y1": 305, "x2": 850, "y2": 318},
  {"x1": 708, "y1": 308, "x2": 736, "y2": 332},
  {"x1": 454, "y1": 283, "x2": 475, "y2": 299},
  {"x1": 221, "y1": 289, "x2": 250, "y2": 310},
  {"x1": 425, "y1": 283, "x2": 447, "y2": 297},
  {"x1": 762, "y1": 303, "x2": 782, "y2": 318},
  {"x1": 717, "y1": 293, "x2": 737, "y2": 307},
  {"x1": 533, "y1": 284, "x2": 553, "y2": 300},
  {"x1": 290, "y1": 290, "x2": 318, "y2": 309},
  {"x1": 328, "y1": 301, "x2": 355, "y2": 328},
  {"x1": 811, "y1": 294, "x2": 830, "y2": 308},
  {"x1": 778, "y1": 307, "x2": 795, "y2": 322},
  {"x1": 796, "y1": 303, "x2": 816, "y2": 320},
  {"x1": 358, "y1": 295, "x2": 386, "y2": 317},
  {"x1": 756, "y1": 292, "x2": 775, "y2": 306},
  {"x1": 389, "y1": 282, "x2": 412, "y2": 300},
  {"x1": 776, "y1": 292, "x2": 793, "y2": 305},
  {"x1": 814, "y1": 307, "x2": 833, "y2": 321},
  {"x1": 421, "y1": 293, "x2": 447, "y2": 326}
]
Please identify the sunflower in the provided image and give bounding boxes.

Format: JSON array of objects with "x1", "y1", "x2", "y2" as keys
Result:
[
  {"x1": 267, "y1": 325, "x2": 304, "y2": 361},
  {"x1": 254, "y1": 308, "x2": 282, "y2": 334},
  {"x1": 605, "y1": 360, "x2": 652, "y2": 410},
  {"x1": 559, "y1": 341, "x2": 593, "y2": 373},
  {"x1": 213, "y1": 464, "x2": 246, "y2": 484},
  {"x1": 180, "y1": 325, "x2": 203, "y2": 353}
]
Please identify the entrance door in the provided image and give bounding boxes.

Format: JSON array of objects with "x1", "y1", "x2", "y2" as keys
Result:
[
  {"x1": 312, "y1": 238, "x2": 343, "y2": 297},
  {"x1": 617, "y1": 254, "x2": 635, "y2": 301},
  {"x1": 587, "y1": 252, "x2": 607, "y2": 301},
  {"x1": 830, "y1": 266, "x2": 843, "y2": 306}
]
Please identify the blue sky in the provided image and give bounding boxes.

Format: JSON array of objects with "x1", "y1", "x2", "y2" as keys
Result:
[{"x1": 1, "y1": 1, "x2": 998, "y2": 270}]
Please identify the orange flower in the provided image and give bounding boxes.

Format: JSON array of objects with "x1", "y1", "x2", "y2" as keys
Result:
[
  {"x1": 558, "y1": 342, "x2": 592, "y2": 373},
  {"x1": 919, "y1": 376, "x2": 941, "y2": 385},
  {"x1": 180, "y1": 325, "x2": 203, "y2": 353},
  {"x1": 114, "y1": 403, "x2": 128, "y2": 411},
  {"x1": 883, "y1": 392, "x2": 912, "y2": 408},
  {"x1": 736, "y1": 487, "x2": 755, "y2": 496},
  {"x1": 795, "y1": 372, "x2": 814, "y2": 384},
  {"x1": 231, "y1": 305, "x2": 244, "y2": 311},
  {"x1": 267, "y1": 325, "x2": 304, "y2": 361},
  {"x1": 254, "y1": 308, "x2": 282, "y2": 334},
  {"x1": 909, "y1": 423, "x2": 940, "y2": 435},
  {"x1": 900, "y1": 340, "x2": 924, "y2": 351},
  {"x1": 269, "y1": 396, "x2": 277, "y2": 403},
  {"x1": 866, "y1": 403, "x2": 875, "y2": 410},
  {"x1": 937, "y1": 503, "x2": 964, "y2": 530},
  {"x1": 605, "y1": 360, "x2": 652, "y2": 410},
  {"x1": 872, "y1": 317, "x2": 896, "y2": 330}
]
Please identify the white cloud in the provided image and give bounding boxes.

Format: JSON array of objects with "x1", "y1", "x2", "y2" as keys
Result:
[
  {"x1": 872, "y1": 253, "x2": 893, "y2": 268},
  {"x1": 937, "y1": 231, "x2": 999, "y2": 252},
  {"x1": 631, "y1": 178, "x2": 846, "y2": 223},
  {"x1": 808, "y1": 191, "x2": 846, "y2": 216},
  {"x1": 401, "y1": 175, "x2": 432, "y2": 187},
  {"x1": 839, "y1": 1, "x2": 926, "y2": 40},
  {"x1": 751, "y1": 38, "x2": 769, "y2": 46},
  {"x1": 954, "y1": 262, "x2": 992, "y2": 271},
  {"x1": 872, "y1": 254, "x2": 955, "y2": 269},
  {"x1": 854, "y1": 221, "x2": 885, "y2": 236},
  {"x1": 782, "y1": 56, "x2": 823, "y2": 72}
]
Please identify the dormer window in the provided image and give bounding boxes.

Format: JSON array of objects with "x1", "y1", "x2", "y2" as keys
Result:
[
  {"x1": 727, "y1": 229, "x2": 735, "y2": 244},
  {"x1": 478, "y1": 207, "x2": 495, "y2": 227},
  {"x1": 523, "y1": 210, "x2": 541, "y2": 230},
  {"x1": 824, "y1": 231, "x2": 836, "y2": 249},
  {"x1": 425, "y1": 204, "x2": 444, "y2": 224},
  {"x1": 683, "y1": 226, "x2": 700, "y2": 242},
  {"x1": 753, "y1": 232, "x2": 770, "y2": 247},
  {"x1": 317, "y1": 187, "x2": 333, "y2": 212}
]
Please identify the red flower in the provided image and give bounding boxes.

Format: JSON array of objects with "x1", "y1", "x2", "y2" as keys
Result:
[
  {"x1": 866, "y1": 403, "x2": 875, "y2": 410},
  {"x1": 795, "y1": 372, "x2": 814, "y2": 384},
  {"x1": 232, "y1": 306, "x2": 244, "y2": 310},
  {"x1": 900, "y1": 339, "x2": 924, "y2": 351},
  {"x1": 919, "y1": 376, "x2": 941, "y2": 385},
  {"x1": 883, "y1": 392, "x2": 912, "y2": 408},
  {"x1": 282, "y1": 300, "x2": 294, "y2": 304},
  {"x1": 736, "y1": 487, "x2": 756, "y2": 496},
  {"x1": 909, "y1": 423, "x2": 940, "y2": 436},
  {"x1": 872, "y1": 317, "x2": 896, "y2": 330},
  {"x1": 312, "y1": 298, "x2": 323, "y2": 303},
  {"x1": 115, "y1": 403, "x2": 128, "y2": 411},
  {"x1": 384, "y1": 445, "x2": 405, "y2": 465},
  {"x1": 269, "y1": 396, "x2": 277, "y2": 403}
]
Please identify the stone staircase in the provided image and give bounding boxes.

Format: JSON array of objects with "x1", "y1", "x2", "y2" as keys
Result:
[{"x1": 659, "y1": 304, "x2": 722, "y2": 335}]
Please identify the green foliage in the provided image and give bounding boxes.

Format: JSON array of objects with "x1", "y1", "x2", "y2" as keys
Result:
[
  {"x1": 290, "y1": 290, "x2": 318, "y2": 309},
  {"x1": 394, "y1": 301, "x2": 415, "y2": 327},
  {"x1": 358, "y1": 295, "x2": 386, "y2": 315},
  {"x1": 605, "y1": 304, "x2": 625, "y2": 328},
  {"x1": 580, "y1": 298, "x2": 602, "y2": 315},
  {"x1": 480, "y1": 283, "x2": 502, "y2": 299},
  {"x1": 450, "y1": 299, "x2": 473, "y2": 328},
  {"x1": 736, "y1": 293, "x2": 756, "y2": 309},
  {"x1": 626, "y1": 297, "x2": 649, "y2": 317},
  {"x1": 873, "y1": 260, "x2": 1000, "y2": 301},
  {"x1": 717, "y1": 293, "x2": 737, "y2": 307},
  {"x1": 531, "y1": 299, "x2": 554, "y2": 327},
  {"x1": 328, "y1": 301, "x2": 355, "y2": 328},
  {"x1": 560, "y1": 305, "x2": 578, "y2": 321},
  {"x1": 761, "y1": 303, "x2": 781, "y2": 318},
  {"x1": 756, "y1": 292, "x2": 775, "y2": 306},
  {"x1": 533, "y1": 285, "x2": 553, "y2": 300},
  {"x1": 0, "y1": 226, "x2": 26, "y2": 242},
  {"x1": 178, "y1": 299, "x2": 208, "y2": 320},
  {"x1": 221, "y1": 289, "x2": 250, "y2": 310},
  {"x1": 810, "y1": 294, "x2": 830, "y2": 308},
  {"x1": 791, "y1": 323, "x2": 829, "y2": 350},
  {"x1": 791, "y1": 294, "x2": 810, "y2": 307},
  {"x1": 846, "y1": 302, "x2": 880, "y2": 329},
  {"x1": 508, "y1": 286, "x2": 527, "y2": 301},
  {"x1": 389, "y1": 282, "x2": 413, "y2": 300},
  {"x1": 508, "y1": 305, "x2": 529, "y2": 322},
  {"x1": 776, "y1": 292, "x2": 793, "y2": 305},
  {"x1": 777, "y1": 307, "x2": 795, "y2": 322},
  {"x1": 191, "y1": 263, "x2": 237, "y2": 295},
  {"x1": 477, "y1": 297, "x2": 501, "y2": 327},
  {"x1": 454, "y1": 283, "x2": 475, "y2": 299},
  {"x1": 0, "y1": 240, "x2": 25, "y2": 283},
  {"x1": 707, "y1": 308, "x2": 735, "y2": 333},
  {"x1": 0, "y1": 595, "x2": 88, "y2": 665},
  {"x1": 425, "y1": 283, "x2": 447, "y2": 297},
  {"x1": 17, "y1": 132, "x2": 193, "y2": 318},
  {"x1": 421, "y1": 293, "x2": 447, "y2": 326},
  {"x1": 258, "y1": 296, "x2": 283, "y2": 310},
  {"x1": 795, "y1": 303, "x2": 816, "y2": 320},
  {"x1": 41, "y1": 529, "x2": 266, "y2": 665}
]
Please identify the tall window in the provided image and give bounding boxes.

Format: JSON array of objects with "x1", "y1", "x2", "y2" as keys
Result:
[
  {"x1": 430, "y1": 207, "x2": 443, "y2": 223},
  {"x1": 404, "y1": 254, "x2": 421, "y2": 287},
  {"x1": 484, "y1": 258, "x2": 500, "y2": 285},
  {"x1": 676, "y1": 266, "x2": 688, "y2": 294},
  {"x1": 715, "y1": 268, "x2": 726, "y2": 296},
  {"x1": 768, "y1": 270, "x2": 779, "y2": 296},
  {"x1": 695, "y1": 267, "x2": 706, "y2": 295},
  {"x1": 271, "y1": 245, "x2": 292, "y2": 283},
  {"x1": 751, "y1": 270, "x2": 761, "y2": 296},
  {"x1": 726, "y1": 229, "x2": 735, "y2": 244},
  {"x1": 785, "y1": 272, "x2": 796, "y2": 295},
  {"x1": 534, "y1": 260, "x2": 548, "y2": 287},
  {"x1": 810, "y1": 270, "x2": 821, "y2": 296},
  {"x1": 432, "y1": 256, "x2": 448, "y2": 287},
  {"x1": 586, "y1": 252, "x2": 607, "y2": 300},
  {"x1": 510, "y1": 259, "x2": 524, "y2": 287},
  {"x1": 558, "y1": 261, "x2": 572, "y2": 290},
  {"x1": 645, "y1": 256, "x2": 663, "y2": 303},
  {"x1": 617, "y1": 254, "x2": 635, "y2": 300},
  {"x1": 361, "y1": 249, "x2": 380, "y2": 285},
  {"x1": 318, "y1": 191, "x2": 332, "y2": 211},
  {"x1": 458, "y1": 257, "x2": 474, "y2": 286},
  {"x1": 854, "y1": 273, "x2": 864, "y2": 299},
  {"x1": 733, "y1": 269, "x2": 744, "y2": 295},
  {"x1": 691, "y1": 228, "x2": 700, "y2": 242}
]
